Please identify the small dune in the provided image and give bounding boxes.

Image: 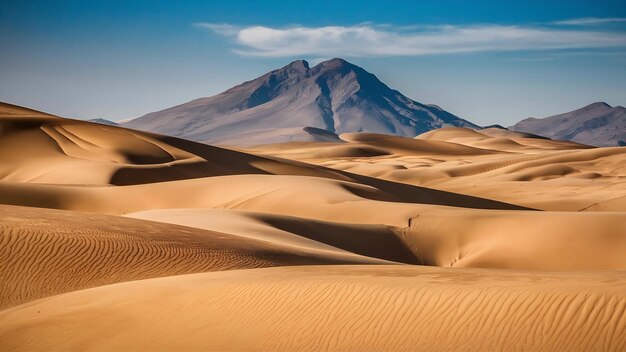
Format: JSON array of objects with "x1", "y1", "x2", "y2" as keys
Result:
[
  {"x1": 416, "y1": 126, "x2": 489, "y2": 140},
  {"x1": 341, "y1": 131, "x2": 501, "y2": 155}
]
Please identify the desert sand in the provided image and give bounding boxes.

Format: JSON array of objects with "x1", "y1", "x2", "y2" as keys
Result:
[
  {"x1": 1, "y1": 102, "x2": 626, "y2": 351},
  {"x1": 3, "y1": 266, "x2": 626, "y2": 351}
]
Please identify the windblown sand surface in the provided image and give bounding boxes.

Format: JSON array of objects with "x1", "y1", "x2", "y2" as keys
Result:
[
  {"x1": 1, "y1": 102, "x2": 626, "y2": 351},
  {"x1": 3, "y1": 266, "x2": 626, "y2": 351}
]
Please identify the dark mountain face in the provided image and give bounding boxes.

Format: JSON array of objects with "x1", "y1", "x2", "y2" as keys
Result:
[
  {"x1": 124, "y1": 58, "x2": 478, "y2": 146},
  {"x1": 88, "y1": 118, "x2": 119, "y2": 126},
  {"x1": 510, "y1": 102, "x2": 626, "y2": 147}
]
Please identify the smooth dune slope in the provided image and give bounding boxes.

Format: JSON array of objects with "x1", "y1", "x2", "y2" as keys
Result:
[
  {"x1": 2, "y1": 265, "x2": 625, "y2": 351},
  {"x1": 400, "y1": 208, "x2": 626, "y2": 270}
]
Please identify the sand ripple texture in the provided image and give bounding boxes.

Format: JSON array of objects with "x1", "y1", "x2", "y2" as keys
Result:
[
  {"x1": 1, "y1": 266, "x2": 625, "y2": 351},
  {"x1": 0, "y1": 205, "x2": 384, "y2": 310}
]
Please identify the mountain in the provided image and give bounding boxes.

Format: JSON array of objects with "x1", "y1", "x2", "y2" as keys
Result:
[
  {"x1": 124, "y1": 58, "x2": 478, "y2": 146},
  {"x1": 510, "y1": 102, "x2": 626, "y2": 147},
  {"x1": 88, "y1": 118, "x2": 119, "y2": 126}
]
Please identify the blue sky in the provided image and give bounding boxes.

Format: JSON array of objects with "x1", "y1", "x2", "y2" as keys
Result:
[{"x1": 1, "y1": 0, "x2": 625, "y2": 125}]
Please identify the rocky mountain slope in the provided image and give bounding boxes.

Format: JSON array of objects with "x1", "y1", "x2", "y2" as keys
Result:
[
  {"x1": 510, "y1": 102, "x2": 626, "y2": 147},
  {"x1": 124, "y1": 58, "x2": 478, "y2": 146}
]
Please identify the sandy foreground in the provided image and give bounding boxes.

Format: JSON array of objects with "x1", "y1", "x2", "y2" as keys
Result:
[{"x1": 1, "y1": 102, "x2": 626, "y2": 351}]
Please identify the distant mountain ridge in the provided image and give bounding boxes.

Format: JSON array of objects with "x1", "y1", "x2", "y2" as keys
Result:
[
  {"x1": 510, "y1": 102, "x2": 626, "y2": 147},
  {"x1": 88, "y1": 118, "x2": 118, "y2": 126},
  {"x1": 124, "y1": 58, "x2": 478, "y2": 146}
]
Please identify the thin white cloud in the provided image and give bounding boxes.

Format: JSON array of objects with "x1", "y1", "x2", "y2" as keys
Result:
[
  {"x1": 194, "y1": 23, "x2": 239, "y2": 36},
  {"x1": 194, "y1": 22, "x2": 626, "y2": 57},
  {"x1": 553, "y1": 17, "x2": 626, "y2": 25}
]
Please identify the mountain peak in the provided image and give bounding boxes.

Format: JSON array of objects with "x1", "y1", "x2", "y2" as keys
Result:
[
  {"x1": 284, "y1": 59, "x2": 309, "y2": 70},
  {"x1": 125, "y1": 59, "x2": 478, "y2": 146},
  {"x1": 276, "y1": 60, "x2": 310, "y2": 76},
  {"x1": 88, "y1": 118, "x2": 119, "y2": 126},
  {"x1": 573, "y1": 102, "x2": 614, "y2": 115},
  {"x1": 585, "y1": 102, "x2": 612, "y2": 109},
  {"x1": 322, "y1": 58, "x2": 349, "y2": 65},
  {"x1": 314, "y1": 58, "x2": 355, "y2": 70}
]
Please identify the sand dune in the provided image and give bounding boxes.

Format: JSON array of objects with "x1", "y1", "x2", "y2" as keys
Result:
[
  {"x1": 341, "y1": 132, "x2": 501, "y2": 155},
  {"x1": 2, "y1": 266, "x2": 625, "y2": 351},
  {"x1": 0, "y1": 174, "x2": 526, "y2": 226},
  {"x1": 419, "y1": 126, "x2": 591, "y2": 150},
  {"x1": 254, "y1": 128, "x2": 626, "y2": 211},
  {"x1": 0, "y1": 102, "x2": 57, "y2": 116},
  {"x1": 0, "y1": 103, "x2": 524, "y2": 216},
  {"x1": 1, "y1": 102, "x2": 626, "y2": 351},
  {"x1": 0, "y1": 204, "x2": 387, "y2": 309},
  {"x1": 129, "y1": 207, "x2": 626, "y2": 272},
  {"x1": 0, "y1": 102, "x2": 355, "y2": 185},
  {"x1": 583, "y1": 194, "x2": 626, "y2": 211},
  {"x1": 401, "y1": 208, "x2": 626, "y2": 270},
  {"x1": 130, "y1": 209, "x2": 420, "y2": 264}
]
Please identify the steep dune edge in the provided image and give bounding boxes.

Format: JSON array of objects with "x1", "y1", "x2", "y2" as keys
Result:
[
  {"x1": 0, "y1": 205, "x2": 388, "y2": 309},
  {"x1": 1, "y1": 265, "x2": 625, "y2": 351},
  {"x1": 130, "y1": 207, "x2": 626, "y2": 272},
  {"x1": 129, "y1": 209, "x2": 419, "y2": 265}
]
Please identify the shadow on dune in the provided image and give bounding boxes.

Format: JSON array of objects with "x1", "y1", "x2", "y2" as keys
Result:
[
  {"x1": 254, "y1": 214, "x2": 420, "y2": 264},
  {"x1": 112, "y1": 135, "x2": 532, "y2": 211},
  {"x1": 0, "y1": 104, "x2": 530, "y2": 212}
]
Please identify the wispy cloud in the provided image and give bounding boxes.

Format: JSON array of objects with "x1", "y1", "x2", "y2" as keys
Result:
[
  {"x1": 552, "y1": 17, "x2": 626, "y2": 25},
  {"x1": 193, "y1": 23, "x2": 239, "y2": 36},
  {"x1": 194, "y1": 22, "x2": 626, "y2": 58}
]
